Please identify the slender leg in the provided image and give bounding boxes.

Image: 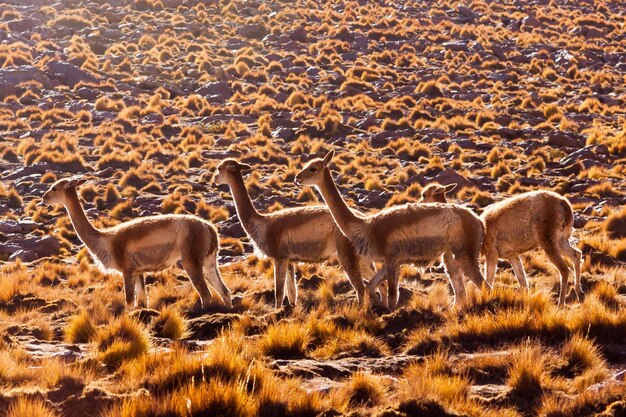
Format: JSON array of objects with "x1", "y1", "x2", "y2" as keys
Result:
[
  {"x1": 336, "y1": 235, "x2": 367, "y2": 305},
  {"x1": 123, "y1": 271, "x2": 136, "y2": 306},
  {"x1": 461, "y1": 255, "x2": 490, "y2": 290},
  {"x1": 560, "y1": 240, "x2": 583, "y2": 300},
  {"x1": 509, "y1": 255, "x2": 529, "y2": 291},
  {"x1": 386, "y1": 261, "x2": 400, "y2": 310},
  {"x1": 134, "y1": 273, "x2": 148, "y2": 308},
  {"x1": 543, "y1": 246, "x2": 571, "y2": 308},
  {"x1": 204, "y1": 253, "x2": 232, "y2": 308},
  {"x1": 367, "y1": 265, "x2": 387, "y2": 308},
  {"x1": 444, "y1": 252, "x2": 466, "y2": 307},
  {"x1": 182, "y1": 257, "x2": 213, "y2": 309},
  {"x1": 285, "y1": 263, "x2": 298, "y2": 306},
  {"x1": 273, "y1": 258, "x2": 288, "y2": 309},
  {"x1": 484, "y1": 247, "x2": 499, "y2": 287}
]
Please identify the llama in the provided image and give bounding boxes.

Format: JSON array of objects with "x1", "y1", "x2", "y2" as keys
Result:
[
  {"x1": 213, "y1": 159, "x2": 383, "y2": 308},
  {"x1": 42, "y1": 177, "x2": 232, "y2": 309},
  {"x1": 295, "y1": 150, "x2": 489, "y2": 309},
  {"x1": 481, "y1": 190, "x2": 582, "y2": 307}
]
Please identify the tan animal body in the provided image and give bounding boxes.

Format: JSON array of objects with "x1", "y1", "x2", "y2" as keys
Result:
[
  {"x1": 481, "y1": 190, "x2": 582, "y2": 307},
  {"x1": 213, "y1": 159, "x2": 382, "y2": 309},
  {"x1": 42, "y1": 177, "x2": 231, "y2": 309},
  {"x1": 295, "y1": 151, "x2": 489, "y2": 309}
]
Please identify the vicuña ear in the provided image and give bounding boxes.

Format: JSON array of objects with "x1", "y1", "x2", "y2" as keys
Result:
[
  {"x1": 66, "y1": 177, "x2": 86, "y2": 188},
  {"x1": 443, "y1": 183, "x2": 457, "y2": 193},
  {"x1": 322, "y1": 149, "x2": 335, "y2": 166},
  {"x1": 239, "y1": 163, "x2": 252, "y2": 172}
]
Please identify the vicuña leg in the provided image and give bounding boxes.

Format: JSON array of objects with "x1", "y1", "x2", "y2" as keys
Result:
[
  {"x1": 285, "y1": 263, "x2": 298, "y2": 306},
  {"x1": 122, "y1": 271, "x2": 136, "y2": 306},
  {"x1": 182, "y1": 256, "x2": 213, "y2": 309},
  {"x1": 273, "y1": 258, "x2": 288, "y2": 309},
  {"x1": 509, "y1": 255, "x2": 529, "y2": 291},
  {"x1": 134, "y1": 273, "x2": 148, "y2": 308},
  {"x1": 204, "y1": 253, "x2": 232, "y2": 308}
]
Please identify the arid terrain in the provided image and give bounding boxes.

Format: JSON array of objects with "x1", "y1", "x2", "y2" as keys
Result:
[{"x1": 1, "y1": 0, "x2": 625, "y2": 415}]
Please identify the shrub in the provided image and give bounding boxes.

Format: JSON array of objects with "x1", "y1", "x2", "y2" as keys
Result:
[
  {"x1": 259, "y1": 322, "x2": 310, "y2": 359},
  {"x1": 7, "y1": 397, "x2": 58, "y2": 417},
  {"x1": 96, "y1": 316, "x2": 150, "y2": 368},
  {"x1": 65, "y1": 310, "x2": 97, "y2": 343},
  {"x1": 153, "y1": 307, "x2": 188, "y2": 340}
]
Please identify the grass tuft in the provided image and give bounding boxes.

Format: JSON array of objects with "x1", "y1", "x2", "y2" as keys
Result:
[{"x1": 65, "y1": 310, "x2": 97, "y2": 343}]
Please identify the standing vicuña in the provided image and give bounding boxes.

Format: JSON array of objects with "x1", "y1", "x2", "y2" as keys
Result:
[
  {"x1": 481, "y1": 190, "x2": 582, "y2": 307},
  {"x1": 295, "y1": 150, "x2": 490, "y2": 309},
  {"x1": 213, "y1": 159, "x2": 382, "y2": 309},
  {"x1": 42, "y1": 177, "x2": 232, "y2": 309}
]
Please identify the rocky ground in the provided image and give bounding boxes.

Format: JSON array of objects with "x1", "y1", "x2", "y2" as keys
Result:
[{"x1": 0, "y1": 0, "x2": 625, "y2": 416}]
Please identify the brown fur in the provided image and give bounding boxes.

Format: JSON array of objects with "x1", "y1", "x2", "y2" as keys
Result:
[
  {"x1": 480, "y1": 190, "x2": 582, "y2": 307},
  {"x1": 42, "y1": 178, "x2": 230, "y2": 309},
  {"x1": 420, "y1": 183, "x2": 457, "y2": 203},
  {"x1": 214, "y1": 159, "x2": 380, "y2": 308},
  {"x1": 295, "y1": 151, "x2": 488, "y2": 309}
]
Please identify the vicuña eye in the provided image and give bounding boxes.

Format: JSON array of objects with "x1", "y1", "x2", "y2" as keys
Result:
[{"x1": 309, "y1": 167, "x2": 317, "y2": 173}]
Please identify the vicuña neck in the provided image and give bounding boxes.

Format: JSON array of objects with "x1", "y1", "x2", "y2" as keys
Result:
[
  {"x1": 316, "y1": 169, "x2": 362, "y2": 236},
  {"x1": 228, "y1": 173, "x2": 263, "y2": 228},
  {"x1": 63, "y1": 188, "x2": 105, "y2": 249}
]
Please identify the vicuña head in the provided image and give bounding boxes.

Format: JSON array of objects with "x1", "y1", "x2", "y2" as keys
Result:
[
  {"x1": 294, "y1": 150, "x2": 334, "y2": 186},
  {"x1": 420, "y1": 183, "x2": 456, "y2": 203},
  {"x1": 213, "y1": 159, "x2": 252, "y2": 186},
  {"x1": 42, "y1": 176, "x2": 231, "y2": 310},
  {"x1": 42, "y1": 176, "x2": 86, "y2": 205}
]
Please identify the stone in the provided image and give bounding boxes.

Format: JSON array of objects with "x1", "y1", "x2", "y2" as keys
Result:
[
  {"x1": 0, "y1": 66, "x2": 55, "y2": 99},
  {"x1": 46, "y1": 61, "x2": 98, "y2": 88},
  {"x1": 237, "y1": 23, "x2": 268, "y2": 39},
  {"x1": 547, "y1": 131, "x2": 583, "y2": 148}
]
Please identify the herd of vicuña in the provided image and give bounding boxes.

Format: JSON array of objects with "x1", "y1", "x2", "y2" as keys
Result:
[{"x1": 42, "y1": 150, "x2": 582, "y2": 311}]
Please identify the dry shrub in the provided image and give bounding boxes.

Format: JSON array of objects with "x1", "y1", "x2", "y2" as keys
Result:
[
  {"x1": 507, "y1": 341, "x2": 546, "y2": 399},
  {"x1": 65, "y1": 310, "x2": 97, "y2": 343},
  {"x1": 603, "y1": 206, "x2": 626, "y2": 239},
  {"x1": 259, "y1": 321, "x2": 310, "y2": 359},
  {"x1": 96, "y1": 316, "x2": 150, "y2": 368},
  {"x1": 7, "y1": 397, "x2": 58, "y2": 417},
  {"x1": 335, "y1": 371, "x2": 385, "y2": 409},
  {"x1": 152, "y1": 306, "x2": 188, "y2": 340}
]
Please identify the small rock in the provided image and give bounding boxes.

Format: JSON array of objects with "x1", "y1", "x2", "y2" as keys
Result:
[
  {"x1": 547, "y1": 131, "x2": 583, "y2": 148},
  {"x1": 46, "y1": 61, "x2": 98, "y2": 88},
  {"x1": 237, "y1": 23, "x2": 268, "y2": 39}
]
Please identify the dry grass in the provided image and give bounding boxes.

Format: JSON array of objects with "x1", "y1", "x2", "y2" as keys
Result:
[{"x1": 0, "y1": 0, "x2": 625, "y2": 415}]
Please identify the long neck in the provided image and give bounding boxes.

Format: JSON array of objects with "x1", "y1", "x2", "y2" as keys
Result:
[
  {"x1": 315, "y1": 169, "x2": 363, "y2": 236},
  {"x1": 63, "y1": 188, "x2": 105, "y2": 249},
  {"x1": 227, "y1": 173, "x2": 263, "y2": 229}
]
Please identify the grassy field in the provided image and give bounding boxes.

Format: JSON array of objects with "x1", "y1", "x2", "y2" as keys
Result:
[{"x1": 1, "y1": 0, "x2": 625, "y2": 416}]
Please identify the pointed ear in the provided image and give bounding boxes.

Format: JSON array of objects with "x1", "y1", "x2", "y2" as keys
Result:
[
  {"x1": 443, "y1": 183, "x2": 457, "y2": 193},
  {"x1": 66, "y1": 177, "x2": 86, "y2": 188},
  {"x1": 322, "y1": 149, "x2": 335, "y2": 166},
  {"x1": 239, "y1": 163, "x2": 252, "y2": 172}
]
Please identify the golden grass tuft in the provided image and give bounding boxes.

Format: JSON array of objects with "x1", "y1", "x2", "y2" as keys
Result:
[
  {"x1": 335, "y1": 371, "x2": 385, "y2": 409},
  {"x1": 603, "y1": 206, "x2": 626, "y2": 239},
  {"x1": 7, "y1": 397, "x2": 59, "y2": 417},
  {"x1": 507, "y1": 341, "x2": 546, "y2": 398},
  {"x1": 259, "y1": 321, "x2": 310, "y2": 359},
  {"x1": 152, "y1": 306, "x2": 188, "y2": 340},
  {"x1": 65, "y1": 310, "x2": 97, "y2": 343},
  {"x1": 96, "y1": 316, "x2": 150, "y2": 368}
]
